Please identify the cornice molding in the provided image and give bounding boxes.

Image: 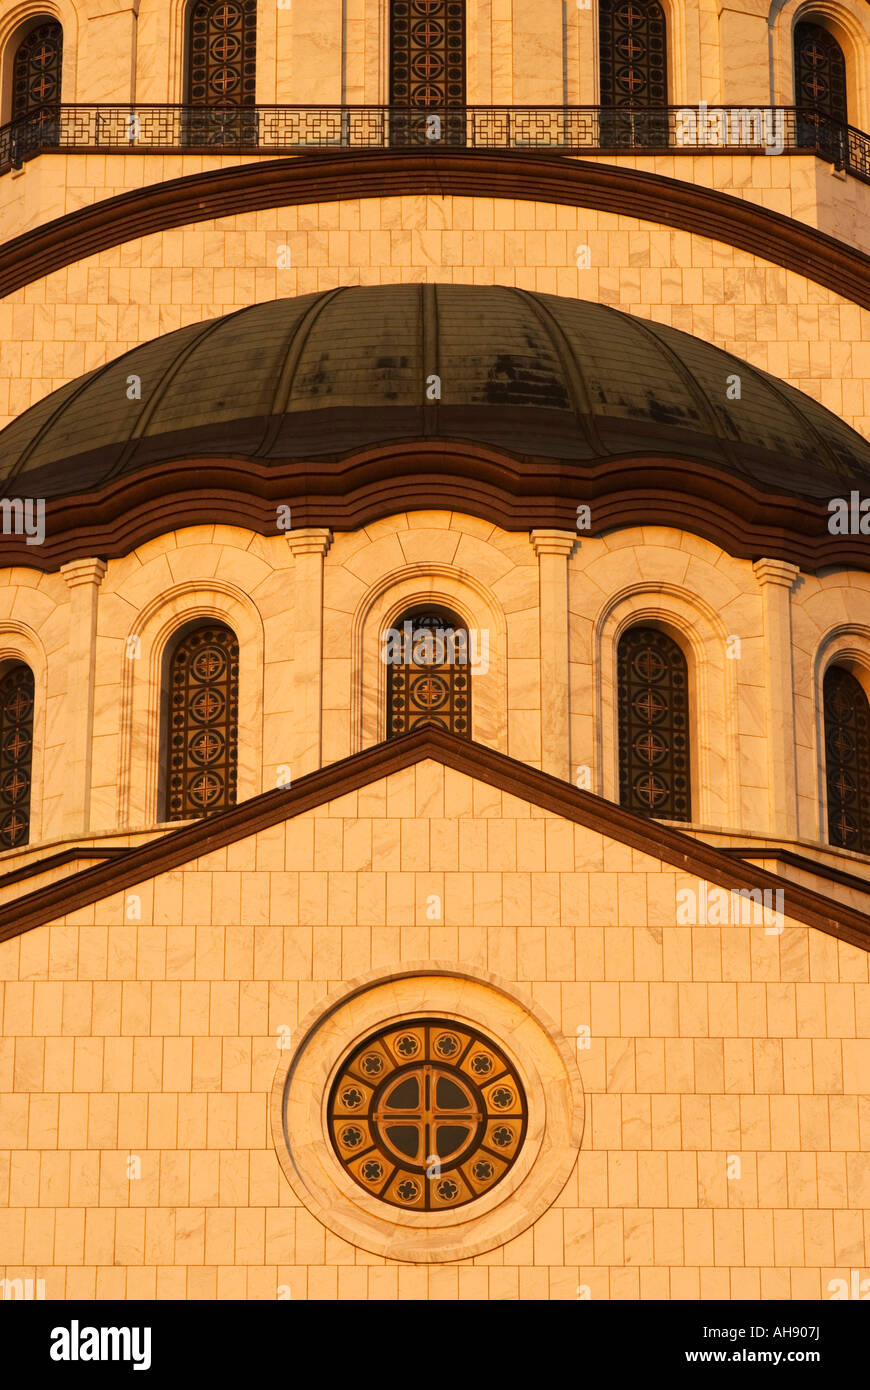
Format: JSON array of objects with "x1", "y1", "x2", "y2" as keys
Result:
[
  {"x1": 0, "y1": 727, "x2": 867, "y2": 951},
  {"x1": 0, "y1": 152, "x2": 869, "y2": 306},
  {"x1": 1, "y1": 446, "x2": 869, "y2": 573}
]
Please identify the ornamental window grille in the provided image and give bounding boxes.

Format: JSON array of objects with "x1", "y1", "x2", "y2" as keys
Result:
[
  {"x1": 386, "y1": 610, "x2": 471, "y2": 739},
  {"x1": 599, "y1": 0, "x2": 667, "y2": 108},
  {"x1": 389, "y1": 0, "x2": 466, "y2": 145},
  {"x1": 11, "y1": 19, "x2": 63, "y2": 125},
  {"x1": 0, "y1": 663, "x2": 35, "y2": 849},
  {"x1": 823, "y1": 665, "x2": 870, "y2": 854},
  {"x1": 617, "y1": 625, "x2": 691, "y2": 821},
  {"x1": 794, "y1": 22, "x2": 847, "y2": 124},
  {"x1": 328, "y1": 1019, "x2": 527, "y2": 1211},
  {"x1": 163, "y1": 624, "x2": 239, "y2": 821},
  {"x1": 186, "y1": 0, "x2": 257, "y2": 105}
]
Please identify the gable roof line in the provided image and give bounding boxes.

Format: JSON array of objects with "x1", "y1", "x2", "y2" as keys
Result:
[{"x1": 0, "y1": 729, "x2": 868, "y2": 950}]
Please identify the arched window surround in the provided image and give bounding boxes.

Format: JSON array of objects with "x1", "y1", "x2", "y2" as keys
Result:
[
  {"x1": 350, "y1": 563, "x2": 508, "y2": 755},
  {"x1": 772, "y1": 1, "x2": 870, "y2": 135},
  {"x1": 0, "y1": 623, "x2": 47, "y2": 851},
  {"x1": 593, "y1": 585, "x2": 739, "y2": 827},
  {"x1": 812, "y1": 628, "x2": 870, "y2": 857},
  {"x1": 0, "y1": 5, "x2": 74, "y2": 126},
  {"x1": 117, "y1": 580, "x2": 264, "y2": 830}
]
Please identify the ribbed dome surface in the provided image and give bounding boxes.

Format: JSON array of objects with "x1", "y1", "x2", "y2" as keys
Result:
[{"x1": 2, "y1": 284, "x2": 869, "y2": 500}]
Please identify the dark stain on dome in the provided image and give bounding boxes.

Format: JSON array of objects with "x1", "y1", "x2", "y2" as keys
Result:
[{"x1": 0, "y1": 283, "x2": 869, "y2": 503}]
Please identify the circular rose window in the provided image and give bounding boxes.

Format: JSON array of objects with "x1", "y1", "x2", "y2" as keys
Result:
[{"x1": 327, "y1": 1018, "x2": 528, "y2": 1211}]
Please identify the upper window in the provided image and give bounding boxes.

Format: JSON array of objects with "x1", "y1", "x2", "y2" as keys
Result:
[
  {"x1": 617, "y1": 625, "x2": 691, "y2": 821},
  {"x1": 0, "y1": 663, "x2": 35, "y2": 849},
  {"x1": 11, "y1": 18, "x2": 63, "y2": 124},
  {"x1": 823, "y1": 665, "x2": 870, "y2": 854},
  {"x1": 162, "y1": 624, "x2": 239, "y2": 821},
  {"x1": 794, "y1": 21, "x2": 847, "y2": 124},
  {"x1": 328, "y1": 1018, "x2": 527, "y2": 1211},
  {"x1": 599, "y1": 0, "x2": 668, "y2": 107},
  {"x1": 385, "y1": 609, "x2": 471, "y2": 739},
  {"x1": 390, "y1": 0, "x2": 466, "y2": 110},
  {"x1": 186, "y1": 0, "x2": 257, "y2": 106}
]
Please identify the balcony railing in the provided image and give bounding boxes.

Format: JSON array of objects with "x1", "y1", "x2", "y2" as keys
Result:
[{"x1": 1, "y1": 103, "x2": 868, "y2": 184}]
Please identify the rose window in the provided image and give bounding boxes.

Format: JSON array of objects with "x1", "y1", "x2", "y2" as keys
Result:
[{"x1": 328, "y1": 1019, "x2": 527, "y2": 1210}]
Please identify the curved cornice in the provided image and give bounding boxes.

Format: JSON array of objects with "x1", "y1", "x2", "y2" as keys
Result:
[
  {"x1": 1, "y1": 442, "x2": 868, "y2": 572},
  {"x1": 0, "y1": 151, "x2": 869, "y2": 307}
]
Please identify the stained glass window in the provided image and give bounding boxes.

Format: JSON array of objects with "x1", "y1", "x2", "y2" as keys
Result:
[
  {"x1": 824, "y1": 665, "x2": 870, "y2": 854},
  {"x1": 11, "y1": 19, "x2": 63, "y2": 125},
  {"x1": 794, "y1": 22, "x2": 847, "y2": 124},
  {"x1": 386, "y1": 610, "x2": 470, "y2": 738},
  {"x1": 618, "y1": 625, "x2": 691, "y2": 821},
  {"x1": 328, "y1": 1019, "x2": 527, "y2": 1211},
  {"x1": 0, "y1": 663, "x2": 35, "y2": 849},
  {"x1": 164, "y1": 624, "x2": 239, "y2": 821}
]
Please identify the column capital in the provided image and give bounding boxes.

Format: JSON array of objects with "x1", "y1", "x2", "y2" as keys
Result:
[
  {"x1": 530, "y1": 529, "x2": 577, "y2": 559},
  {"x1": 286, "y1": 528, "x2": 332, "y2": 559},
  {"x1": 752, "y1": 558, "x2": 799, "y2": 589},
  {"x1": 60, "y1": 557, "x2": 107, "y2": 590}
]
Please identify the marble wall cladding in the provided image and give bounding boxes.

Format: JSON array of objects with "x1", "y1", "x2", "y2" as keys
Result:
[{"x1": 0, "y1": 760, "x2": 866, "y2": 1298}]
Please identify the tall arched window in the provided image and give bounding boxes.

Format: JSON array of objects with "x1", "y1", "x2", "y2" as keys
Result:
[
  {"x1": 386, "y1": 609, "x2": 470, "y2": 738},
  {"x1": 617, "y1": 626, "x2": 691, "y2": 820},
  {"x1": 11, "y1": 18, "x2": 63, "y2": 125},
  {"x1": 823, "y1": 665, "x2": 870, "y2": 854},
  {"x1": 162, "y1": 624, "x2": 239, "y2": 821},
  {"x1": 184, "y1": 0, "x2": 257, "y2": 145},
  {"x1": 389, "y1": 0, "x2": 466, "y2": 145},
  {"x1": 794, "y1": 21, "x2": 848, "y2": 125},
  {"x1": 599, "y1": 0, "x2": 668, "y2": 145},
  {"x1": 0, "y1": 663, "x2": 35, "y2": 849}
]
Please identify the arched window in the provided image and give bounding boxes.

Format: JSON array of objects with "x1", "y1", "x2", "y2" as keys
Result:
[
  {"x1": 162, "y1": 624, "x2": 239, "y2": 821},
  {"x1": 186, "y1": 0, "x2": 256, "y2": 105},
  {"x1": 11, "y1": 18, "x2": 63, "y2": 125},
  {"x1": 823, "y1": 665, "x2": 870, "y2": 854},
  {"x1": 184, "y1": 0, "x2": 257, "y2": 145},
  {"x1": 794, "y1": 21, "x2": 848, "y2": 125},
  {"x1": 617, "y1": 625, "x2": 691, "y2": 820},
  {"x1": 0, "y1": 663, "x2": 35, "y2": 849},
  {"x1": 385, "y1": 609, "x2": 471, "y2": 738},
  {"x1": 389, "y1": 0, "x2": 466, "y2": 145},
  {"x1": 599, "y1": 0, "x2": 668, "y2": 146}
]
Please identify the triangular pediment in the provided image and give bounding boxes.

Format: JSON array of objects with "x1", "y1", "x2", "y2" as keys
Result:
[{"x1": 0, "y1": 729, "x2": 867, "y2": 950}]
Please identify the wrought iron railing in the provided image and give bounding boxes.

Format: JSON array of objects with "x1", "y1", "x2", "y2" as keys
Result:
[{"x1": 0, "y1": 103, "x2": 867, "y2": 183}]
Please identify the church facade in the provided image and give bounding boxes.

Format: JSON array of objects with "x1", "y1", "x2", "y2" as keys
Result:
[{"x1": 0, "y1": 0, "x2": 869, "y2": 1301}]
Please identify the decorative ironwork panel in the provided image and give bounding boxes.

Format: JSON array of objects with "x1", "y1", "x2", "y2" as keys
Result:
[
  {"x1": 391, "y1": 0, "x2": 465, "y2": 107},
  {"x1": 794, "y1": 22, "x2": 847, "y2": 124},
  {"x1": 389, "y1": 0, "x2": 465, "y2": 145},
  {"x1": 386, "y1": 611, "x2": 470, "y2": 738},
  {"x1": 187, "y1": 0, "x2": 257, "y2": 106},
  {"x1": 618, "y1": 626, "x2": 691, "y2": 821},
  {"x1": 165, "y1": 625, "x2": 239, "y2": 821},
  {"x1": 0, "y1": 664, "x2": 34, "y2": 849},
  {"x1": 824, "y1": 665, "x2": 870, "y2": 854},
  {"x1": 11, "y1": 20, "x2": 63, "y2": 124},
  {"x1": 329, "y1": 1018, "x2": 527, "y2": 1211},
  {"x1": 599, "y1": 0, "x2": 667, "y2": 107}
]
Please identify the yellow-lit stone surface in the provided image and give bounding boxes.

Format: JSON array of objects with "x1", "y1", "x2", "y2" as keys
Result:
[{"x1": 1, "y1": 0, "x2": 869, "y2": 1302}]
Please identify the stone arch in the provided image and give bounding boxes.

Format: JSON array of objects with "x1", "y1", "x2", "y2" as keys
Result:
[
  {"x1": 0, "y1": 0, "x2": 77, "y2": 121},
  {"x1": 117, "y1": 579, "x2": 264, "y2": 829},
  {"x1": 0, "y1": 621, "x2": 47, "y2": 848},
  {"x1": 812, "y1": 623, "x2": 870, "y2": 853},
  {"x1": 351, "y1": 563, "x2": 509, "y2": 754},
  {"x1": 594, "y1": 583, "x2": 739, "y2": 827},
  {"x1": 772, "y1": 0, "x2": 870, "y2": 130}
]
